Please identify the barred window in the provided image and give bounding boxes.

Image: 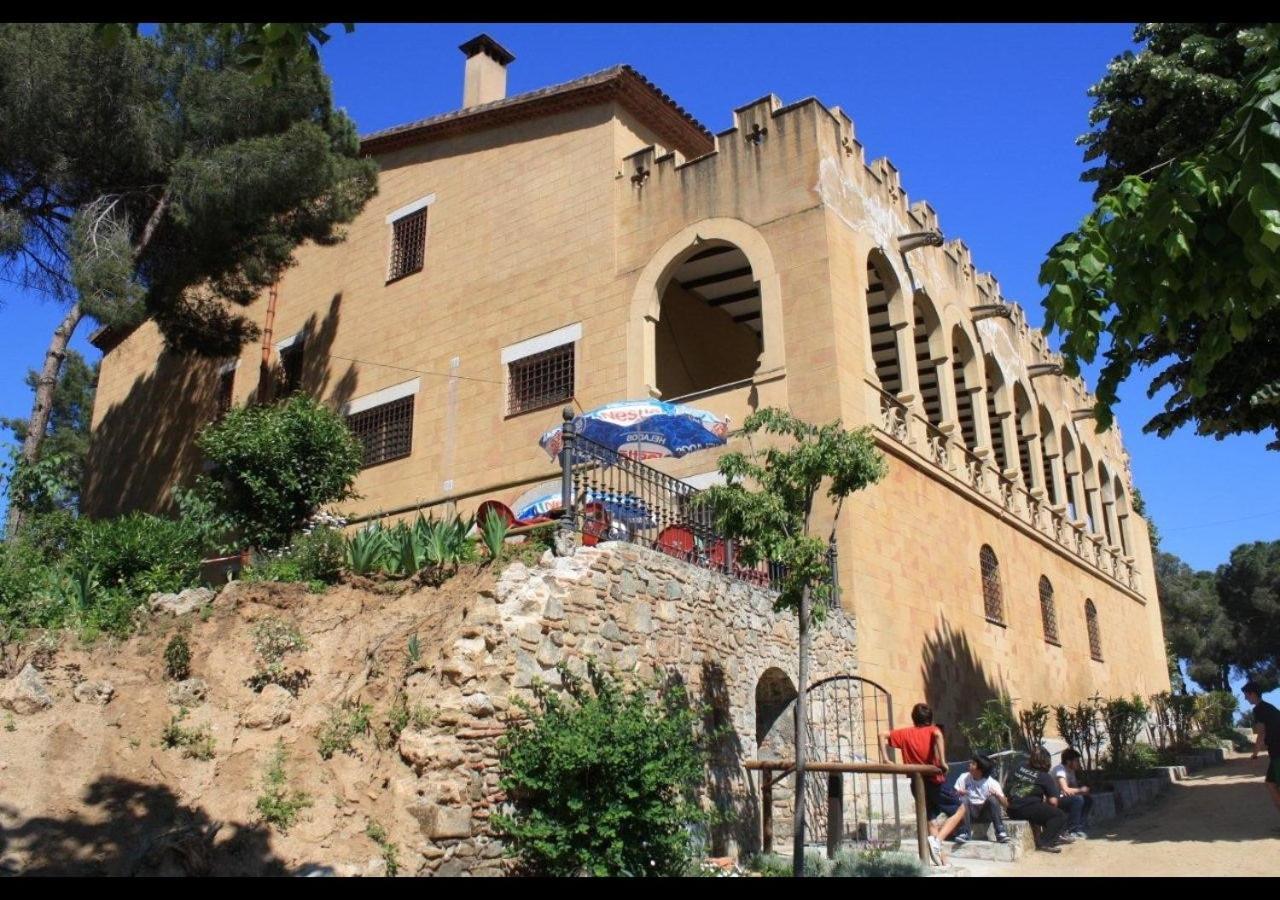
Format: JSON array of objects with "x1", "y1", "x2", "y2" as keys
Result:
[
  {"x1": 507, "y1": 343, "x2": 574, "y2": 416},
  {"x1": 279, "y1": 339, "x2": 305, "y2": 396},
  {"x1": 387, "y1": 208, "x2": 427, "y2": 281},
  {"x1": 980, "y1": 544, "x2": 1005, "y2": 625},
  {"x1": 1085, "y1": 599, "x2": 1103, "y2": 661},
  {"x1": 215, "y1": 368, "x2": 235, "y2": 420},
  {"x1": 347, "y1": 395, "x2": 414, "y2": 468},
  {"x1": 1039, "y1": 575, "x2": 1059, "y2": 645}
]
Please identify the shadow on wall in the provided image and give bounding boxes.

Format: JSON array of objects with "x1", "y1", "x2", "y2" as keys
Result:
[
  {"x1": 84, "y1": 293, "x2": 356, "y2": 520},
  {"x1": 700, "y1": 662, "x2": 760, "y2": 856},
  {"x1": 0, "y1": 777, "x2": 304, "y2": 876},
  {"x1": 920, "y1": 613, "x2": 1008, "y2": 755}
]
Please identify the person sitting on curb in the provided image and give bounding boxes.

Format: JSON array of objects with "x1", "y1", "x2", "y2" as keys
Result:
[
  {"x1": 932, "y1": 754, "x2": 1009, "y2": 847},
  {"x1": 1007, "y1": 746, "x2": 1071, "y2": 852},
  {"x1": 880, "y1": 702, "x2": 956, "y2": 864},
  {"x1": 1051, "y1": 748, "x2": 1092, "y2": 839}
]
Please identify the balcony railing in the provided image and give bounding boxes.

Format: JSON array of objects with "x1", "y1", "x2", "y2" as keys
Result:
[{"x1": 872, "y1": 383, "x2": 1140, "y2": 594}]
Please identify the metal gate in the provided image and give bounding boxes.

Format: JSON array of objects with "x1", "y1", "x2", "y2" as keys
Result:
[{"x1": 800, "y1": 674, "x2": 904, "y2": 848}]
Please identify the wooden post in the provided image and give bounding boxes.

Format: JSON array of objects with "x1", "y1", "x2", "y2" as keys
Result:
[
  {"x1": 912, "y1": 773, "x2": 929, "y2": 865},
  {"x1": 826, "y1": 773, "x2": 843, "y2": 859},
  {"x1": 761, "y1": 769, "x2": 773, "y2": 854}
]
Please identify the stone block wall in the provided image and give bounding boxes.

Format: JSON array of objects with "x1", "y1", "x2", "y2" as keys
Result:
[{"x1": 396, "y1": 541, "x2": 858, "y2": 874}]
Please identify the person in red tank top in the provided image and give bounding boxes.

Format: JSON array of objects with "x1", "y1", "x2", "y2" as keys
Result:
[{"x1": 881, "y1": 702, "x2": 954, "y2": 863}]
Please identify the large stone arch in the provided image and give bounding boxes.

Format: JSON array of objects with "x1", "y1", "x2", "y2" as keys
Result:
[{"x1": 628, "y1": 218, "x2": 784, "y2": 398}]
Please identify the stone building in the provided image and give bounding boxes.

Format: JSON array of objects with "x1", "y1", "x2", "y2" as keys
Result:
[{"x1": 85, "y1": 34, "x2": 1170, "y2": 740}]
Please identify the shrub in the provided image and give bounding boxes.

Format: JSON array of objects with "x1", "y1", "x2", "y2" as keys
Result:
[
  {"x1": 1194, "y1": 690, "x2": 1237, "y2": 737},
  {"x1": 960, "y1": 695, "x2": 1016, "y2": 754},
  {"x1": 164, "y1": 633, "x2": 192, "y2": 681},
  {"x1": 831, "y1": 848, "x2": 925, "y2": 877},
  {"x1": 1055, "y1": 696, "x2": 1106, "y2": 771},
  {"x1": 161, "y1": 708, "x2": 215, "y2": 760},
  {"x1": 1104, "y1": 741, "x2": 1160, "y2": 778},
  {"x1": 316, "y1": 700, "x2": 373, "y2": 759},
  {"x1": 1148, "y1": 691, "x2": 1197, "y2": 751},
  {"x1": 247, "y1": 617, "x2": 309, "y2": 693},
  {"x1": 493, "y1": 661, "x2": 708, "y2": 877},
  {"x1": 256, "y1": 741, "x2": 312, "y2": 831},
  {"x1": 1102, "y1": 695, "x2": 1149, "y2": 768},
  {"x1": 1017, "y1": 702, "x2": 1050, "y2": 752},
  {"x1": 244, "y1": 526, "x2": 345, "y2": 589},
  {"x1": 68, "y1": 512, "x2": 204, "y2": 598},
  {"x1": 191, "y1": 395, "x2": 364, "y2": 550}
]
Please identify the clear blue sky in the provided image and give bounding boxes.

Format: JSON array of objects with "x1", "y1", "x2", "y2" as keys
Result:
[{"x1": 2, "y1": 23, "x2": 1277, "y2": 580}]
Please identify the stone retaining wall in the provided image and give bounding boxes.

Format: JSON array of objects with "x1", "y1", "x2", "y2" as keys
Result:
[{"x1": 396, "y1": 542, "x2": 859, "y2": 874}]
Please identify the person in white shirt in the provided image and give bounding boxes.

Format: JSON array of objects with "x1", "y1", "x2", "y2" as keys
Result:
[
  {"x1": 933, "y1": 754, "x2": 1010, "y2": 845},
  {"x1": 1051, "y1": 748, "x2": 1092, "y2": 838}
]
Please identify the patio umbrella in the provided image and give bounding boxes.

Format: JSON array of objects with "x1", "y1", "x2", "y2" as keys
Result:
[
  {"x1": 512, "y1": 482, "x2": 655, "y2": 528},
  {"x1": 538, "y1": 399, "x2": 730, "y2": 462}
]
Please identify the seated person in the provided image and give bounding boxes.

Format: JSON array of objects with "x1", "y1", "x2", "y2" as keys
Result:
[
  {"x1": 880, "y1": 703, "x2": 956, "y2": 863},
  {"x1": 934, "y1": 754, "x2": 1008, "y2": 846},
  {"x1": 1051, "y1": 748, "x2": 1092, "y2": 838},
  {"x1": 1007, "y1": 746, "x2": 1071, "y2": 852}
]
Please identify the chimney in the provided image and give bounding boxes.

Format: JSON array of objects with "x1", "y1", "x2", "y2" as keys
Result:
[{"x1": 459, "y1": 34, "x2": 515, "y2": 109}]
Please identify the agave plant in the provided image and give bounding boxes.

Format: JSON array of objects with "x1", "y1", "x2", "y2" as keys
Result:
[
  {"x1": 53, "y1": 565, "x2": 101, "y2": 613},
  {"x1": 479, "y1": 510, "x2": 509, "y2": 563},
  {"x1": 344, "y1": 525, "x2": 388, "y2": 576},
  {"x1": 388, "y1": 521, "x2": 424, "y2": 576}
]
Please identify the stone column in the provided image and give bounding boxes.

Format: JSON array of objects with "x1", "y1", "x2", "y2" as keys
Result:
[{"x1": 934, "y1": 354, "x2": 960, "y2": 438}]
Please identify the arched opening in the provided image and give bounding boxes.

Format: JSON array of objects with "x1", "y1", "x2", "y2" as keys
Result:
[
  {"x1": 1039, "y1": 408, "x2": 1060, "y2": 506},
  {"x1": 1114, "y1": 476, "x2": 1132, "y2": 556},
  {"x1": 911, "y1": 292, "x2": 945, "y2": 430},
  {"x1": 756, "y1": 667, "x2": 797, "y2": 760},
  {"x1": 1085, "y1": 599, "x2": 1103, "y2": 661},
  {"x1": 866, "y1": 253, "x2": 905, "y2": 398},
  {"x1": 1061, "y1": 426, "x2": 1081, "y2": 521},
  {"x1": 1039, "y1": 575, "x2": 1059, "y2": 644},
  {"x1": 951, "y1": 326, "x2": 981, "y2": 452},
  {"x1": 984, "y1": 356, "x2": 1011, "y2": 474},
  {"x1": 1098, "y1": 462, "x2": 1116, "y2": 547},
  {"x1": 1012, "y1": 382, "x2": 1036, "y2": 493},
  {"x1": 1080, "y1": 445, "x2": 1099, "y2": 534},
  {"x1": 980, "y1": 544, "x2": 1005, "y2": 624},
  {"x1": 655, "y1": 242, "x2": 763, "y2": 400}
]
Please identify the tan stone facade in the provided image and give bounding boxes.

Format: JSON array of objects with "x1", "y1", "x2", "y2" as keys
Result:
[{"x1": 85, "y1": 48, "x2": 1169, "y2": 733}]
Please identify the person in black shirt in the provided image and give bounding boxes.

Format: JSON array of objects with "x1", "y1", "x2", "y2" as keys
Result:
[
  {"x1": 1242, "y1": 681, "x2": 1280, "y2": 823},
  {"x1": 1006, "y1": 746, "x2": 1071, "y2": 852}
]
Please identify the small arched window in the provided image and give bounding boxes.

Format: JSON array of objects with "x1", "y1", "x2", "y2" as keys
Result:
[
  {"x1": 980, "y1": 545, "x2": 1005, "y2": 624},
  {"x1": 1085, "y1": 599, "x2": 1102, "y2": 661},
  {"x1": 1039, "y1": 576, "x2": 1059, "y2": 644}
]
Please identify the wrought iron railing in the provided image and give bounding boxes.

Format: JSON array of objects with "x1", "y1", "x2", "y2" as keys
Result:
[
  {"x1": 871, "y1": 383, "x2": 1140, "y2": 594},
  {"x1": 555, "y1": 412, "x2": 838, "y2": 596}
]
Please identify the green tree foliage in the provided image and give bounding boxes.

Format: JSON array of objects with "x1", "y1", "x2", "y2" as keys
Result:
[
  {"x1": 494, "y1": 661, "x2": 708, "y2": 877},
  {"x1": 693, "y1": 407, "x2": 886, "y2": 875},
  {"x1": 1039, "y1": 24, "x2": 1280, "y2": 447},
  {"x1": 185, "y1": 395, "x2": 363, "y2": 551},
  {"x1": 0, "y1": 23, "x2": 377, "y2": 535},
  {"x1": 1, "y1": 350, "x2": 97, "y2": 515},
  {"x1": 1156, "y1": 544, "x2": 1280, "y2": 693}
]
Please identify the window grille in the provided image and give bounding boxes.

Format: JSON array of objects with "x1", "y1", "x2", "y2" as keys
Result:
[
  {"x1": 1039, "y1": 575, "x2": 1059, "y2": 644},
  {"x1": 387, "y1": 208, "x2": 427, "y2": 281},
  {"x1": 507, "y1": 343, "x2": 574, "y2": 416},
  {"x1": 216, "y1": 369, "x2": 235, "y2": 420},
  {"x1": 1085, "y1": 599, "x2": 1103, "y2": 661},
  {"x1": 347, "y1": 395, "x2": 414, "y2": 468},
  {"x1": 980, "y1": 544, "x2": 1005, "y2": 624},
  {"x1": 278, "y1": 340, "x2": 305, "y2": 396}
]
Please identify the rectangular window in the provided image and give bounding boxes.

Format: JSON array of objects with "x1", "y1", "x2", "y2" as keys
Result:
[
  {"x1": 216, "y1": 369, "x2": 235, "y2": 420},
  {"x1": 387, "y1": 208, "x2": 427, "y2": 282},
  {"x1": 347, "y1": 395, "x2": 414, "y2": 468},
  {"x1": 507, "y1": 343, "x2": 575, "y2": 416},
  {"x1": 278, "y1": 339, "x2": 305, "y2": 396}
]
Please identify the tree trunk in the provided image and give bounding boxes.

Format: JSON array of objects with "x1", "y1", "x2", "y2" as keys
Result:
[
  {"x1": 792, "y1": 585, "x2": 811, "y2": 877},
  {"x1": 5, "y1": 302, "x2": 82, "y2": 539}
]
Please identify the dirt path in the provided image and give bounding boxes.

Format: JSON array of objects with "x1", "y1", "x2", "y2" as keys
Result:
[{"x1": 989, "y1": 754, "x2": 1280, "y2": 877}]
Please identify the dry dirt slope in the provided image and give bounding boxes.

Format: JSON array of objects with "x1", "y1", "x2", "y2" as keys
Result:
[{"x1": 0, "y1": 570, "x2": 499, "y2": 876}]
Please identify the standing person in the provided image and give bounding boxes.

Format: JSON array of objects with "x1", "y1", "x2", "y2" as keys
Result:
[
  {"x1": 1006, "y1": 746, "x2": 1071, "y2": 852},
  {"x1": 933, "y1": 755, "x2": 1009, "y2": 847},
  {"x1": 1242, "y1": 681, "x2": 1280, "y2": 825},
  {"x1": 1051, "y1": 748, "x2": 1093, "y2": 838},
  {"x1": 881, "y1": 702, "x2": 954, "y2": 864}
]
